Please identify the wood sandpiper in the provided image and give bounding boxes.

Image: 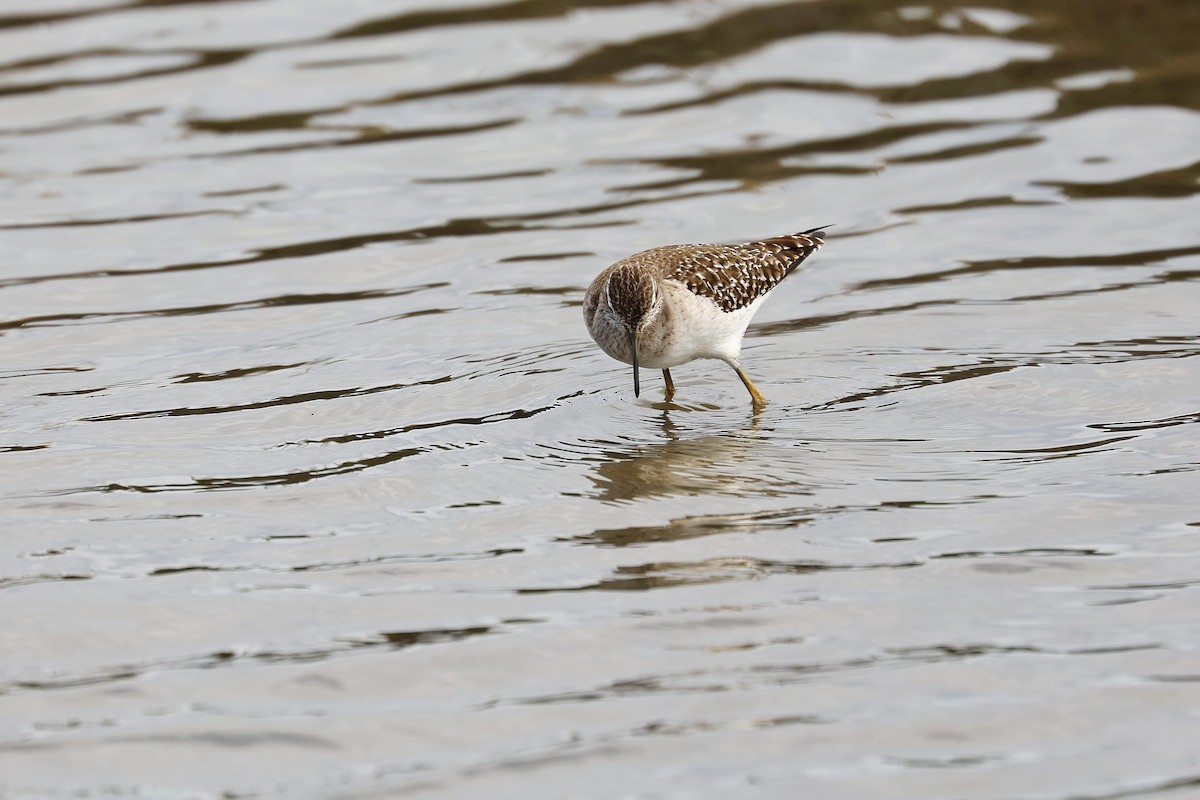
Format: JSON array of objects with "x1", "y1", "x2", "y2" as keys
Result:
[{"x1": 584, "y1": 226, "x2": 827, "y2": 408}]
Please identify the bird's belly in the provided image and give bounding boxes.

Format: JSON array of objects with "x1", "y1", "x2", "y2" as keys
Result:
[
  {"x1": 638, "y1": 293, "x2": 762, "y2": 368},
  {"x1": 637, "y1": 327, "x2": 729, "y2": 368}
]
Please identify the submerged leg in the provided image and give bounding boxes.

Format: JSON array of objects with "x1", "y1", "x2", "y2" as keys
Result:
[
  {"x1": 728, "y1": 360, "x2": 767, "y2": 408},
  {"x1": 662, "y1": 368, "x2": 675, "y2": 401}
]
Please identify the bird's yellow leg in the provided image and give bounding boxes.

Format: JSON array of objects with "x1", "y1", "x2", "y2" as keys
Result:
[
  {"x1": 730, "y1": 362, "x2": 767, "y2": 408},
  {"x1": 662, "y1": 369, "x2": 675, "y2": 401}
]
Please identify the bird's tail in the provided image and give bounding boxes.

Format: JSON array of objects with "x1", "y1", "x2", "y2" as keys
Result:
[
  {"x1": 754, "y1": 225, "x2": 830, "y2": 253},
  {"x1": 747, "y1": 226, "x2": 829, "y2": 278}
]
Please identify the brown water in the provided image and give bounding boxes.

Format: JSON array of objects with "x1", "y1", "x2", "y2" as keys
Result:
[{"x1": 2, "y1": 1, "x2": 1199, "y2": 797}]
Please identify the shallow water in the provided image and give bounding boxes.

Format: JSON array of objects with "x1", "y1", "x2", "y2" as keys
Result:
[{"x1": 2, "y1": 1, "x2": 1199, "y2": 797}]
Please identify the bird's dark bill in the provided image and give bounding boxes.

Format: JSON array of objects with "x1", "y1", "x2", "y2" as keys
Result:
[{"x1": 630, "y1": 331, "x2": 640, "y2": 397}]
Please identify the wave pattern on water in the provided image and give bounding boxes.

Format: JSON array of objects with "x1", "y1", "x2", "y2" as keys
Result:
[{"x1": 1, "y1": 0, "x2": 1199, "y2": 798}]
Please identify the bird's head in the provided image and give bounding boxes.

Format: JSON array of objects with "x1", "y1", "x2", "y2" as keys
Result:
[{"x1": 603, "y1": 264, "x2": 661, "y2": 397}]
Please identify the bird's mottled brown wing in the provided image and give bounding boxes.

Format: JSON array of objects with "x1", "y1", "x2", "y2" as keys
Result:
[{"x1": 668, "y1": 229, "x2": 826, "y2": 313}]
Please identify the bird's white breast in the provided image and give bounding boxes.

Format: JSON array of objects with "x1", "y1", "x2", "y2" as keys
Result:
[{"x1": 636, "y1": 281, "x2": 768, "y2": 369}]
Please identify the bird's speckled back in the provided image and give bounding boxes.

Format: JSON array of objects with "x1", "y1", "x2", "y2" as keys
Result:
[{"x1": 604, "y1": 230, "x2": 825, "y2": 314}]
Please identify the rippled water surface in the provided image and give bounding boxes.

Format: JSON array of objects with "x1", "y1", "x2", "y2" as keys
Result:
[{"x1": 2, "y1": 1, "x2": 1199, "y2": 797}]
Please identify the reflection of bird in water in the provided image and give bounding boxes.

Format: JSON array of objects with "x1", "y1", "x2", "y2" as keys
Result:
[
  {"x1": 591, "y1": 434, "x2": 756, "y2": 504},
  {"x1": 586, "y1": 412, "x2": 803, "y2": 498},
  {"x1": 574, "y1": 423, "x2": 818, "y2": 547},
  {"x1": 584, "y1": 227, "x2": 828, "y2": 408}
]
